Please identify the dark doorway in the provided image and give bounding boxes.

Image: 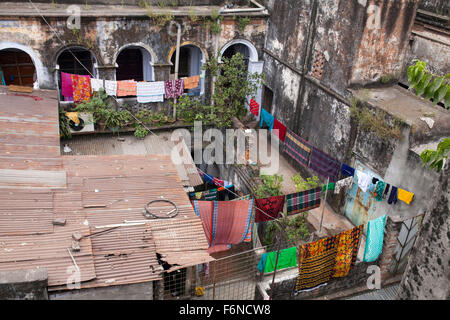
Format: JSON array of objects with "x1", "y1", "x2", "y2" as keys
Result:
[
  {"x1": 0, "y1": 49, "x2": 36, "y2": 87},
  {"x1": 262, "y1": 85, "x2": 274, "y2": 114},
  {"x1": 116, "y1": 48, "x2": 144, "y2": 81}
]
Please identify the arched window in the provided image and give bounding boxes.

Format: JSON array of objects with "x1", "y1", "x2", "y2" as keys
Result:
[
  {"x1": 0, "y1": 48, "x2": 36, "y2": 87},
  {"x1": 221, "y1": 43, "x2": 250, "y2": 70},
  {"x1": 115, "y1": 46, "x2": 154, "y2": 82},
  {"x1": 169, "y1": 44, "x2": 205, "y2": 96},
  {"x1": 56, "y1": 47, "x2": 97, "y2": 101}
]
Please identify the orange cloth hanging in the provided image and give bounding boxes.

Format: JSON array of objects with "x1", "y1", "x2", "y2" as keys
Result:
[
  {"x1": 116, "y1": 80, "x2": 137, "y2": 97},
  {"x1": 183, "y1": 75, "x2": 200, "y2": 89}
]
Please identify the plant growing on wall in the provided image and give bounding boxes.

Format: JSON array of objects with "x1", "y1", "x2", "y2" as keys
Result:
[
  {"x1": 59, "y1": 109, "x2": 72, "y2": 139},
  {"x1": 407, "y1": 60, "x2": 450, "y2": 109},
  {"x1": 134, "y1": 124, "x2": 150, "y2": 139},
  {"x1": 420, "y1": 138, "x2": 450, "y2": 173},
  {"x1": 237, "y1": 16, "x2": 251, "y2": 32}
]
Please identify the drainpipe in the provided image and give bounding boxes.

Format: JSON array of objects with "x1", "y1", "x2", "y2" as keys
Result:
[
  {"x1": 219, "y1": 0, "x2": 267, "y2": 14},
  {"x1": 173, "y1": 21, "x2": 182, "y2": 121}
]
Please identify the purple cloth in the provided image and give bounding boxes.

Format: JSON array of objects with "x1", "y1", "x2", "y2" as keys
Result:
[
  {"x1": 165, "y1": 79, "x2": 184, "y2": 99},
  {"x1": 61, "y1": 72, "x2": 74, "y2": 100},
  {"x1": 309, "y1": 147, "x2": 341, "y2": 182}
]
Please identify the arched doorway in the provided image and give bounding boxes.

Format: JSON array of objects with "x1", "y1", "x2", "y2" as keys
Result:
[
  {"x1": 56, "y1": 46, "x2": 97, "y2": 100},
  {"x1": 115, "y1": 45, "x2": 154, "y2": 82},
  {"x1": 219, "y1": 40, "x2": 263, "y2": 118},
  {"x1": 168, "y1": 44, "x2": 206, "y2": 96},
  {"x1": 0, "y1": 48, "x2": 36, "y2": 87}
]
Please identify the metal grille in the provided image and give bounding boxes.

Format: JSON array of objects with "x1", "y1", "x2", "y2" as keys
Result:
[{"x1": 391, "y1": 214, "x2": 424, "y2": 275}]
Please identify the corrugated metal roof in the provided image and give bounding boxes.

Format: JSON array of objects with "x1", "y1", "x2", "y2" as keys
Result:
[{"x1": 0, "y1": 89, "x2": 213, "y2": 292}]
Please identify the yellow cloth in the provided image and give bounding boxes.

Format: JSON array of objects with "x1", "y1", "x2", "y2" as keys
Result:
[
  {"x1": 65, "y1": 112, "x2": 80, "y2": 125},
  {"x1": 398, "y1": 189, "x2": 414, "y2": 204},
  {"x1": 195, "y1": 286, "x2": 205, "y2": 296}
]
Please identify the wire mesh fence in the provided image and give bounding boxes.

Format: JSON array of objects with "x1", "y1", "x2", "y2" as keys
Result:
[{"x1": 161, "y1": 241, "x2": 296, "y2": 300}]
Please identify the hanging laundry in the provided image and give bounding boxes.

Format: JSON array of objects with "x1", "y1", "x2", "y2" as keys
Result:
[
  {"x1": 217, "y1": 185, "x2": 236, "y2": 201},
  {"x1": 192, "y1": 200, "x2": 254, "y2": 254},
  {"x1": 356, "y1": 170, "x2": 371, "y2": 193},
  {"x1": 398, "y1": 188, "x2": 414, "y2": 205},
  {"x1": 255, "y1": 195, "x2": 285, "y2": 223},
  {"x1": 334, "y1": 177, "x2": 354, "y2": 194},
  {"x1": 383, "y1": 183, "x2": 390, "y2": 199},
  {"x1": 322, "y1": 182, "x2": 335, "y2": 192},
  {"x1": 165, "y1": 79, "x2": 184, "y2": 99},
  {"x1": 375, "y1": 181, "x2": 386, "y2": 202},
  {"x1": 309, "y1": 147, "x2": 341, "y2": 182},
  {"x1": 284, "y1": 129, "x2": 312, "y2": 168},
  {"x1": 295, "y1": 234, "x2": 339, "y2": 292},
  {"x1": 116, "y1": 80, "x2": 137, "y2": 97},
  {"x1": 232, "y1": 194, "x2": 252, "y2": 201},
  {"x1": 286, "y1": 187, "x2": 321, "y2": 215},
  {"x1": 388, "y1": 186, "x2": 398, "y2": 205},
  {"x1": 249, "y1": 98, "x2": 260, "y2": 116},
  {"x1": 372, "y1": 177, "x2": 379, "y2": 185},
  {"x1": 341, "y1": 163, "x2": 355, "y2": 177},
  {"x1": 272, "y1": 119, "x2": 287, "y2": 142},
  {"x1": 104, "y1": 80, "x2": 117, "y2": 96},
  {"x1": 363, "y1": 215, "x2": 387, "y2": 262},
  {"x1": 213, "y1": 177, "x2": 224, "y2": 187},
  {"x1": 71, "y1": 74, "x2": 91, "y2": 103},
  {"x1": 183, "y1": 75, "x2": 200, "y2": 89},
  {"x1": 260, "y1": 108, "x2": 274, "y2": 130},
  {"x1": 90, "y1": 78, "x2": 104, "y2": 92},
  {"x1": 257, "y1": 247, "x2": 297, "y2": 273},
  {"x1": 189, "y1": 189, "x2": 218, "y2": 201},
  {"x1": 332, "y1": 225, "x2": 363, "y2": 278},
  {"x1": 61, "y1": 72, "x2": 74, "y2": 100},
  {"x1": 136, "y1": 81, "x2": 165, "y2": 103}
]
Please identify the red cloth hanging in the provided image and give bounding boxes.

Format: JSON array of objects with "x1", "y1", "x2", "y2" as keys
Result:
[
  {"x1": 249, "y1": 98, "x2": 260, "y2": 116},
  {"x1": 255, "y1": 195, "x2": 285, "y2": 223},
  {"x1": 272, "y1": 119, "x2": 287, "y2": 142}
]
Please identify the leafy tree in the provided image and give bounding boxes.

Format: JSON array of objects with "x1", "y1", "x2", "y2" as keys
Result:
[
  {"x1": 407, "y1": 60, "x2": 450, "y2": 109},
  {"x1": 420, "y1": 138, "x2": 450, "y2": 173},
  {"x1": 203, "y1": 52, "x2": 265, "y2": 128}
]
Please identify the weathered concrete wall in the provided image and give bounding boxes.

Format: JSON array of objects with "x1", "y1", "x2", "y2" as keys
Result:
[
  {"x1": 396, "y1": 163, "x2": 449, "y2": 300},
  {"x1": 0, "y1": 14, "x2": 267, "y2": 92},
  {"x1": 49, "y1": 281, "x2": 154, "y2": 300},
  {"x1": 0, "y1": 0, "x2": 230, "y2": 5},
  {"x1": 0, "y1": 268, "x2": 48, "y2": 300},
  {"x1": 418, "y1": 0, "x2": 450, "y2": 14}
]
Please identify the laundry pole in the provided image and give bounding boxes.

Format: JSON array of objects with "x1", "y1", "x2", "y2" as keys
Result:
[
  {"x1": 173, "y1": 21, "x2": 182, "y2": 121},
  {"x1": 319, "y1": 177, "x2": 330, "y2": 233}
]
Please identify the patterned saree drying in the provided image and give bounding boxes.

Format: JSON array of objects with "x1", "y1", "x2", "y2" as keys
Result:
[
  {"x1": 286, "y1": 187, "x2": 321, "y2": 215},
  {"x1": 71, "y1": 74, "x2": 91, "y2": 103},
  {"x1": 309, "y1": 146, "x2": 341, "y2": 182},
  {"x1": 284, "y1": 129, "x2": 312, "y2": 168},
  {"x1": 192, "y1": 200, "x2": 254, "y2": 254},
  {"x1": 332, "y1": 225, "x2": 363, "y2": 277},
  {"x1": 295, "y1": 235, "x2": 339, "y2": 291}
]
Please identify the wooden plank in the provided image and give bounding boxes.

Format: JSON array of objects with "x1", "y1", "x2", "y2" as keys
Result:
[{"x1": 8, "y1": 85, "x2": 33, "y2": 93}]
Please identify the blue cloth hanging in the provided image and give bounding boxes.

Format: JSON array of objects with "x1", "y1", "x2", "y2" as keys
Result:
[
  {"x1": 363, "y1": 215, "x2": 387, "y2": 262},
  {"x1": 341, "y1": 163, "x2": 355, "y2": 177},
  {"x1": 260, "y1": 109, "x2": 274, "y2": 130}
]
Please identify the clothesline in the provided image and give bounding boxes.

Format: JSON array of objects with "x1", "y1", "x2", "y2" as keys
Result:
[
  {"x1": 61, "y1": 71, "x2": 200, "y2": 103},
  {"x1": 251, "y1": 99, "x2": 416, "y2": 203}
]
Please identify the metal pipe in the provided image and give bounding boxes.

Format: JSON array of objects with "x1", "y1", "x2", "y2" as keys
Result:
[
  {"x1": 220, "y1": 0, "x2": 266, "y2": 13},
  {"x1": 319, "y1": 177, "x2": 330, "y2": 233},
  {"x1": 173, "y1": 21, "x2": 182, "y2": 121}
]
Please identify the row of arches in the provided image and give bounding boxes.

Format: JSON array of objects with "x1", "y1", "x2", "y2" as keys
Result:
[{"x1": 0, "y1": 40, "x2": 259, "y2": 100}]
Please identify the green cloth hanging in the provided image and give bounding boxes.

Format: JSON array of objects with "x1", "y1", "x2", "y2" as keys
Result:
[
  {"x1": 375, "y1": 181, "x2": 386, "y2": 202},
  {"x1": 322, "y1": 183, "x2": 335, "y2": 192},
  {"x1": 258, "y1": 247, "x2": 298, "y2": 273}
]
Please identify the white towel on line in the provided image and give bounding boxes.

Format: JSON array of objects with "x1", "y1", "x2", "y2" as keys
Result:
[
  {"x1": 104, "y1": 80, "x2": 117, "y2": 96},
  {"x1": 90, "y1": 78, "x2": 104, "y2": 92},
  {"x1": 136, "y1": 81, "x2": 165, "y2": 103}
]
